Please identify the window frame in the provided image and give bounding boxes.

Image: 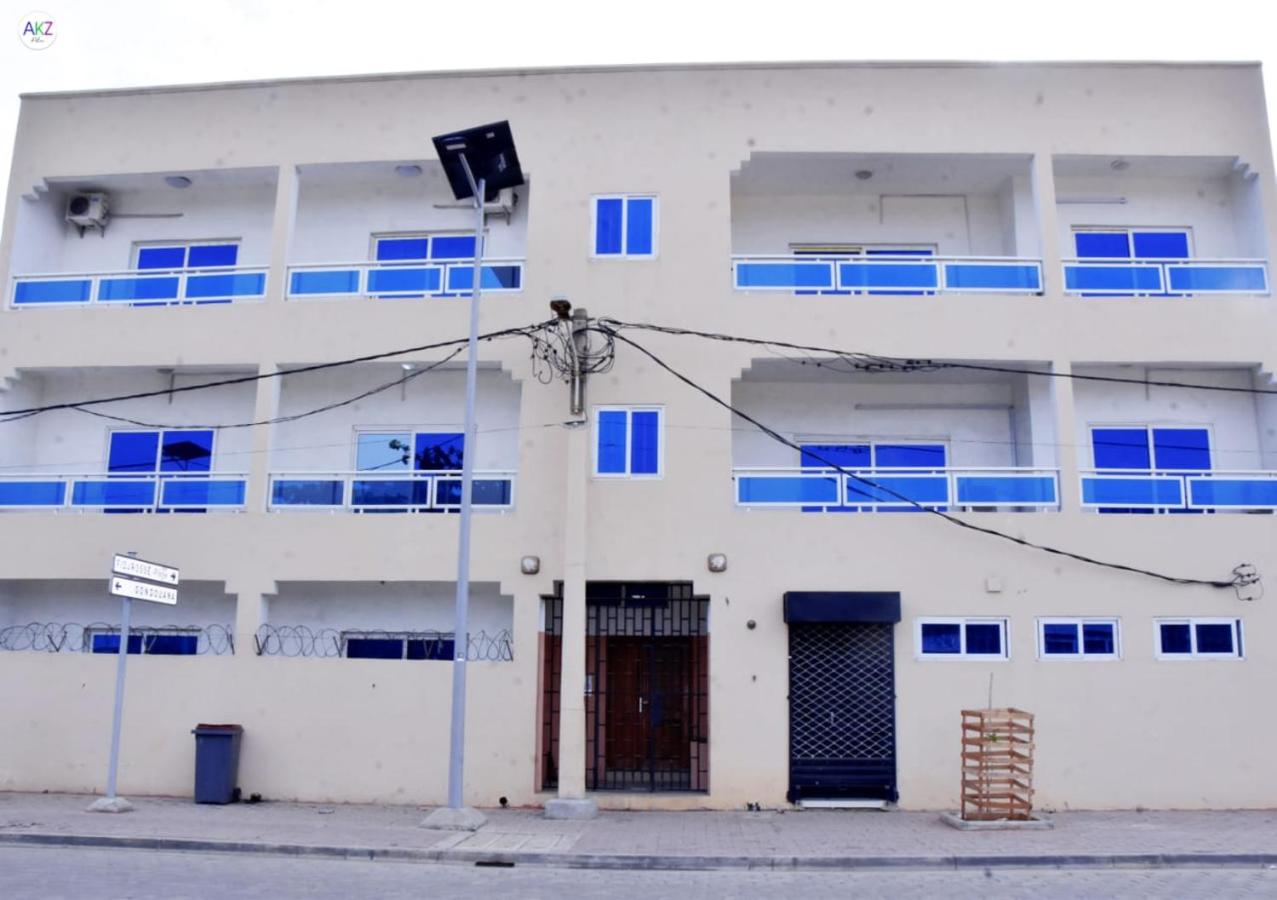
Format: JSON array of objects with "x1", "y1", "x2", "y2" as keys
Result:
[
  {"x1": 592, "y1": 405, "x2": 665, "y2": 479},
  {"x1": 132, "y1": 239, "x2": 242, "y2": 270},
  {"x1": 368, "y1": 231, "x2": 485, "y2": 262},
  {"x1": 85, "y1": 626, "x2": 202, "y2": 656},
  {"x1": 107, "y1": 427, "x2": 217, "y2": 473},
  {"x1": 1154, "y1": 617, "x2": 1244, "y2": 660},
  {"x1": 352, "y1": 427, "x2": 466, "y2": 473},
  {"x1": 1087, "y1": 423, "x2": 1214, "y2": 472},
  {"x1": 590, "y1": 194, "x2": 659, "y2": 260},
  {"x1": 1035, "y1": 617, "x2": 1122, "y2": 661},
  {"x1": 341, "y1": 630, "x2": 456, "y2": 661},
  {"x1": 1071, "y1": 226, "x2": 1196, "y2": 260},
  {"x1": 914, "y1": 617, "x2": 1010, "y2": 661}
]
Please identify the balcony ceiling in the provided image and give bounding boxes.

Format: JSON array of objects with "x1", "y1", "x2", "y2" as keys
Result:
[
  {"x1": 737, "y1": 358, "x2": 1042, "y2": 385},
  {"x1": 45, "y1": 166, "x2": 277, "y2": 195},
  {"x1": 732, "y1": 153, "x2": 1031, "y2": 197},
  {"x1": 1053, "y1": 155, "x2": 1238, "y2": 178}
]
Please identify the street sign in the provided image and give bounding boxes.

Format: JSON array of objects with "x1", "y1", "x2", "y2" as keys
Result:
[
  {"x1": 112, "y1": 554, "x2": 180, "y2": 586},
  {"x1": 109, "y1": 575, "x2": 178, "y2": 606}
]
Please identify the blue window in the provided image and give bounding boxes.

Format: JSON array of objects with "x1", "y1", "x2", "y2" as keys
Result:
[
  {"x1": 1038, "y1": 619, "x2": 1120, "y2": 659},
  {"x1": 353, "y1": 430, "x2": 465, "y2": 511},
  {"x1": 917, "y1": 619, "x2": 1008, "y2": 659},
  {"x1": 344, "y1": 633, "x2": 455, "y2": 660},
  {"x1": 106, "y1": 430, "x2": 214, "y2": 513},
  {"x1": 374, "y1": 234, "x2": 476, "y2": 261},
  {"x1": 801, "y1": 442, "x2": 947, "y2": 512},
  {"x1": 90, "y1": 630, "x2": 199, "y2": 655},
  {"x1": 1073, "y1": 228, "x2": 1191, "y2": 296},
  {"x1": 594, "y1": 407, "x2": 662, "y2": 476},
  {"x1": 136, "y1": 242, "x2": 239, "y2": 269},
  {"x1": 1156, "y1": 618, "x2": 1243, "y2": 659},
  {"x1": 1090, "y1": 426, "x2": 1210, "y2": 513},
  {"x1": 593, "y1": 195, "x2": 657, "y2": 258}
]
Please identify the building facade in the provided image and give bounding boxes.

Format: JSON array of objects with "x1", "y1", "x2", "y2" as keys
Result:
[{"x1": 1, "y1": 62, "x2": 1275, "y2": 811}]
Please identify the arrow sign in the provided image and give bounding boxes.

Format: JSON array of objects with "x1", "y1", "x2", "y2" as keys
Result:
[
  {"x1": 109, "y1": 575, "x2": 178, "y2": 606},
  {"x1": 112, "y1": 554, "x2": 180, "y2": 586}
]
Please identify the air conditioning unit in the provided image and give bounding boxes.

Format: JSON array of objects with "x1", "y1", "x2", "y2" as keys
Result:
[
  {"x1": 483, "y1": 187, "x2": 518, "y2": 222},
  {"x1": 66, "y1": 192, "x2": 110, "y2": 230}
]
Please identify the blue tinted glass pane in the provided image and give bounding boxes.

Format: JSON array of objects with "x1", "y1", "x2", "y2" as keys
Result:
[
  {"x1": 1159, "y1": 623, "x2": 1192, "y2": 654},
  {"x1": 874, "y1": 444, "x2": 946, "y2": 468},
  {"x1": 99, "y1": 276, "x2": 181, "y2": 301},
  {"x1": 161, "y1": 479, "x2": 244, "y2": 506},
  {"x1": 1093, "y1": 429, "x2": 1150, "y2": 470},
  {"x1": 1042, "y1": 623, "x2": 1079, "y2": 655},
  {"x1": 865, "y1": 248, "x2": 935, "y2": 256},
  {"x1": 625, "y1": 198, "x2": 654, "y2": 255},
  {"x1": 366, "y1": 267, "x2": 441, "y2": 294},
  {"x1": 346, "y1": 638, "x2": 403, "y2": 659},
  {"x1": 1064, "y1": 264, "x2": 1163, "y2": 293},
  {"x1": 137, "y1": 246, "x2": 187, "y2": 269},
  {"x1": 630, "y1": 411, "x2": 659, "y2": 474},
  {"x1": 1195, "y1": 623, "x2": 1234, "y2": 654},
  {"x1": 271, "y1": 479, "x2": 343, "y2": 506},
  {"x1": 415, "y1": 433, "x2": 464, "y2": 471},
  {"x1": 376, "y1": 238, "x2": 429, "y2": 261},
  {"x1": 13, "y1": 279, "x2": 93, "y2": 304},
  {"x1": 801, "y1": 444, "x2": 870, "y2": 469},
  {"x1": 109, "y1": 432, "x2": 159, "y2": 472},
  {"x1": 597, "y1": 411, "x2": 628, "y2": 473},
  {"x1": 161, "y1": 431, "x2": 212, "y2": 472},
  {"x1": 944, "y1": 263, "x2": 1042, "y2": 291},
  {"x1": 921, "y1": 623, "x2": 961, "y2": 654},
  {"x1": 0, "y1": 481, "x2": 66, "y2": 506},
  {"x1": 72, "y1": 479, "x2": 156, "y2": 506},
  {"x1": 357, "y1": 433, "x2": 409, "y2": 471},
  {"x1": 1082, "y1": 476, "x2": 1183, "y2": 506},
  {"x1": 351, "y1": 480, "x2": 415, "y2": 506},
  {"x1": 407, "y1": 638, "x2": 454, "y2": 660},
  {"x1": 290, "y1": 269, "x2": 361, "y2": 295},
  {"x1": 594, "y1": 198, "x2": 623, "y2": 255},
  {"x1": 91, "y1": 634, "x2": 144, "y2": 654},
  {"x1": 142, "y1": 634, "x2": 198, "y2": 655},
  {"x1": 184, "y1": 273, "x2": 265, "y2": 299},
  {"x1": 1153, "y1": 428, "x2": 1210, "y2": 471},
  {"x1": 956, "y1": 475, "x2": 1057, "y2": 505},
  {"x1": 431, "y1": 235, "x2": 476, "y2": 260},
  {"x1": 838, "y1": 262, "x2": 938, "y2": 290},
  {"x1": 435, "y1": 478, "x2": 461, "y2": 506},
  {"x1": 1188, "y1": 477, "x2": 1277, "y2": 508},
  {"x1": 965, "y1": 623, "x2": 1003, "y2": 655},
  {"x1": 1082, "y1": 623, "x2": 1116, "y2": 655},
  {"x1": 1167, "y1": 265, "x2": 1268, "y2": 293},
  {"x1": 470, "y1": 478, "x2": 513, "y2": 506},
  {"x1": 446, "y1": 264, "x2": 524, "y2": 292},
  {"x1": 735, "y1": 262, "x2": 834, "y2": 289},
  {"x1": 1132, "y1": 231, "x2": 1188, "y2": 260},
  {"x1": 186, "y1": 244, "x2": 239, "y2": 267},
  {"x1": 1075, "y1": 232, "x2": 1131, "y2": 258},
  {"x1": 846, "y1": 475, "x2": 949, "y2": 505},
  {"x1": 737, "y1": 475, "x2": 840, "y2": 504}
]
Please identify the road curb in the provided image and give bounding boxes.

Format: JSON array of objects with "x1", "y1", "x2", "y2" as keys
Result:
[{"x1": 2, "y1": 832, "x2": 1275, "y2": 872}]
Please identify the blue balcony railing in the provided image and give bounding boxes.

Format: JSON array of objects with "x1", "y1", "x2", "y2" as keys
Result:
[
  {"x1": 268, "y1": 470, "x2": 516, "y2": 512},
  {"x1": 286, "y1": 258, "x2": 524, "y2": 300},
  {"x1": 733, "y1": 467, "x2": 1060, "y2": 511},
  {"x1": 11, "y1": 266, "x2": 268, "y2": 307},
  {"x1": 731, "y1": 255, "x2": 1044, "y2": 294},
  {"x1": 1062, "y1": 259, "x2": 1269, "y2": 296},
  {"x1": 1080, "y1": 470, "x2": 1277, "y2": 511},
  {"x1": 0, "y1": 473, "x2": 248, "y2": 511}
]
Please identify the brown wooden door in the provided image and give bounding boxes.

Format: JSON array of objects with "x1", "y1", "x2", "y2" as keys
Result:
[{"x1": 603, "y1": 637, "x2": 691, "y2": 786}]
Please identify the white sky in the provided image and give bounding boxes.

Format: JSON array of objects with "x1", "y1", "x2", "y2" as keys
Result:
[{"x1": 2, "y1": 0, "x2": 1276, "y2": 223}]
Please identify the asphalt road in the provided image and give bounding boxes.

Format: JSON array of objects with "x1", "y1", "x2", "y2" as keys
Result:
[{"x1": 3, "y1": 846, "x2": 1276, "y2": 899}]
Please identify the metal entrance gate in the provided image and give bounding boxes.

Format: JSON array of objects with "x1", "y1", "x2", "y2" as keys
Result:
[{"x1": 788, "y1": 622, "x2": 897, "y2": 802}]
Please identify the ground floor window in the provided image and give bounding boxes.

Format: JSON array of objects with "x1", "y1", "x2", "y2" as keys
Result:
[
  {"x1": 915, "y1": 618, "x2": 1008, "y2": 659},
  {"x1": 1155, "y1": 618, "x2": 1243, "y2": 659},
  {"x1": 1037, "y1": 618, "x2": 1120, "y2": 659}
]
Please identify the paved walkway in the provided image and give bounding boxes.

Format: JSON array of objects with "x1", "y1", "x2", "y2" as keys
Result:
[{"x1": 2, "y1": 793, "x2": 1276, "y2": 870}]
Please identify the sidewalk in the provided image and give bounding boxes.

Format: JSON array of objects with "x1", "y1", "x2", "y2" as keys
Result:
[{"x1": 3, "y1": 793, "x2": 1277, "y2": 871}]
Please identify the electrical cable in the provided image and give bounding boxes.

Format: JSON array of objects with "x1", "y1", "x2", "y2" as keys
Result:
[{"x1": 594, "y1": 322, "x2": 1259, "y2": 595}]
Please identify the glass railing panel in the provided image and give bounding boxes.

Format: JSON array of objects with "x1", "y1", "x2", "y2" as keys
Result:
[
  {"x1": 445, "y1": 264, "x2": 523, "y2": 293},
  {"x1": 955, "y1": 475, "x2": 1057, "y2": 506},
  {"x1": 1187, "y1": 477, "x2": 1277, "y2": 509},
  {"x1": 366, "y1": 266, "x2": 443, "y2": 295},
  {"x1": 98, "y1": 276, "x2": 181, "y2": 302},
  {"x1": 12, "y1": 279, "x2": 94, "y2": 305},
  {"x1": 1165, "y1": 264, "x2": 1268, "y2": 294},
  {"x1": 733, "y1": 261, "x2": 834, "y2": 291},
  {"x1": 0, "y1": 481, "x2": 67, "y2": 506},
  {"x1": 1080, "y1": 476, "x2": 1183, "y2": 508},
  {"x1": 289, "y1": 269, "x2": 361, "y2": 296},
  {"x1": 434, "y1": 477, "x2": 514, "y2": 507},
  {"x1": 71, "y1": 479, "x2": 157, "y2": 507},
  {"x1": 270, "y1": 479, "x2": 345, "y2": 506},
  {"x1": 736, "y1": 474, "x2": 840, "y2": 505},
  {"x1": 350, "y1": 478, "x2": 422, "y2": 507},
  {"x1": 836, "y1": 262, "x2": 938, "y2": 292},
  {"x1": 160, "y1": 479, "x2": 247, "y2": 507},
  {"x1": 944, "y1": 262, "x2": 1042, "y2": 292},
  {"x1": 184, "y1": 272, "x2": 266, "y2": 300},
  {"x1": 1063, "y1": 264, "x2": 1163, "y2": 294},
  {"x1": 844, "y1": 474, "x2": 949, "y2": 506}
]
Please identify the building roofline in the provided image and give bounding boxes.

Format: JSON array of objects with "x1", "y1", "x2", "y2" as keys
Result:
[{"x1": 18, "y1": 58, "x2": 1263, "y2": 101}]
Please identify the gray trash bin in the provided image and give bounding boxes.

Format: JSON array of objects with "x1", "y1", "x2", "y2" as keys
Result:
[{"x1": 192, "y1": 724, "x2": 243, "y2": 804}]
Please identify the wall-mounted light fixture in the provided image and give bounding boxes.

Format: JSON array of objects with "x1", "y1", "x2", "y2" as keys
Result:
[
  {"x1": 394, "y1": 164, "x2": 423, "y2": 177},
  {"x1": 164, "y1": 175, "x2": 193, "y2": 189},
  {"x1": 520, "y1": 555, "x2": 540, "y2": 575},
  {"x1": 707, "y1": 553, "x2": 727, "y2": 573}
]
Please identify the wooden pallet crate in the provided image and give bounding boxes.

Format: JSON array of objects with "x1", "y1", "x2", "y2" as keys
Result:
[{"x1": 960, "y1": 708, "x2": 1035, "y2": 821}]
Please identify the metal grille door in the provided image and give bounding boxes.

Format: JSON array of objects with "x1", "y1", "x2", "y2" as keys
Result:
[{"x1": 789, "y1": 623, "x2": 897, "y2": 802}]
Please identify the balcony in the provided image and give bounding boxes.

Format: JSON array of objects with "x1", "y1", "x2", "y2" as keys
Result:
[
  {"x1": 731, "y1": 360, "x2": 1059, "y2": 513},
  {"x1": 0, "y1": 472, "x2": 247, "y2": 512},
  {"x1": 268, "y1": 469, "x2": 515, "y2": 512},
  {"x1": 730, "y1": 153, "x2": 1044, "y2": 297},
  {"x1": 1072, "y1": 364, "x2": 1277, "y2": 513},
  {"x1": 1055, "y1": 155, "x2": 1270, "y2": 298},
  {"x1": 7, "y1": 167, "x2": 276, "y2": 309},
  {"x1": 285, "y1": 161, "x2": 528, "y2": 301}
]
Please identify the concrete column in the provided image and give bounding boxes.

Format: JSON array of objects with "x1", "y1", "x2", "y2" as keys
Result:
[
  {"x1": 545, "y1": 418, "x2": 596, "y2": 819},
  {"x1": 1030, "y1": 151, "x2": 1062, "y2": 299},
  {"x1": 1051, "y1": 359, "x2": 1081, "y2": 510},
  {"x1": 243, "y1": 363, "x2": 280, "y2": 512},
  {"x1": 265, "y1": 164, "x2": 299, "y2": 303},
  {"x1": 228, "y1": 578, "x2": 275, "y2": 660}
]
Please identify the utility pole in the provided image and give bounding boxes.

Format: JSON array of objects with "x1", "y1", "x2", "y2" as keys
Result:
[{"x1": 545, "y1": 302, "x2": 598, "y2": 820}]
